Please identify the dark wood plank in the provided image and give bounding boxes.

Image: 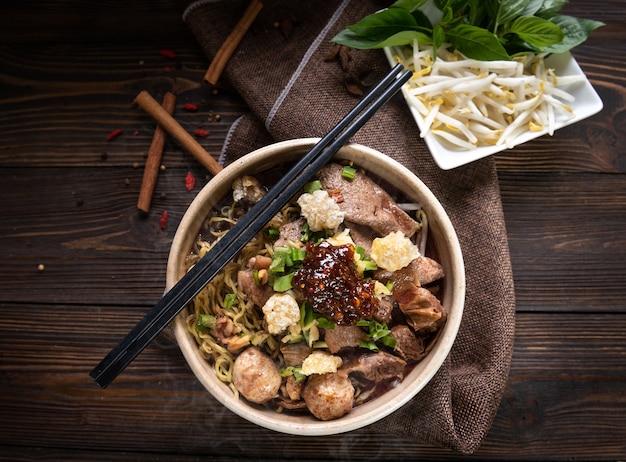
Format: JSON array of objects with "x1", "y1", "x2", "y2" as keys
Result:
[
  {"x1": 0, "y1": 41, "x2": 246, "y2": 168},
  {"x1": 499, "y1": 172, "x2": 626, "y2": 312},
  {"x1": 0, "y1": 0, "x2": 195, "y2": 44},
  {"x1": 1, "y1": 306, "x2": 624, "y2": 460}
]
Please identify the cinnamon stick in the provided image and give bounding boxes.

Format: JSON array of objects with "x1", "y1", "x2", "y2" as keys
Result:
[
  {"x1": 137, "y1": 92, "x2": 176, "y2": 214},
  {"x1": 203, "y1": 0, "x2": 263, "y2": 85},
  {"x1": 134, "y1": 90, "x2": 223, "y2": 176}
]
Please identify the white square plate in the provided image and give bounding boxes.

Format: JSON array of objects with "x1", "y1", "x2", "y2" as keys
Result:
[{"x1": 384, "y1": 49, "x2": 604, "y2": 170}]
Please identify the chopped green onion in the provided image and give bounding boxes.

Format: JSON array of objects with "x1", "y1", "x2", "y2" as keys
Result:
[
  {"x1": 362, "y1": 259, "x2": 378, "y2": 271},
  {"x1": 196, "y1": 314, "x2": 216, "y2": 332},
  {"x1": 300, "y1": 222, "x2": 311, "y2": 242},
  {"x1": 315, "y1": 316, "x2": 335, "y2": 330},
  {"x1": 252, "y1": 269, "x2": 260, "y2": 285},
  {"x1": 304, "y1": 180, "x2": 322, "y2": 194},
  {"x1": 355, "y1": 246, "x2": 366, "y2": 259},
  {"x1": 263, "y1": 226, "x2": 280, "y2": 240},
  {"x1": 224, "y1": 293, "x2": 236, "y2": 309},
  {"x1": 289, "y1": 247, "x2": 307, "y2": 262},
  {"x1": 341, "y1": 165, "x2": 357, "y2": 180},
  {"x1": 280, "y1": 366, "x2": 306, "y2": 382},
  {"x1": 386, "y1": 281, "x2": 394, "y2": 292},
  {"x1": 359, "y1": 339, "x2": 379, "y2": 351},
  {"x1": 269, "y1": 247, "x2": 291, "y2": 273},
  {"x1": 300, "y1": 302, "x2": 314, "y2": 328},
  {"x1": 356, "y1": 318, "x2": 396, "y2": 350},
  {"x1": 272, "y1": 273, "x2": 294, "y2": 292}
]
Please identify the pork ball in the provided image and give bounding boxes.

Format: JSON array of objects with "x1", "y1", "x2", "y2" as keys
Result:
[
  {"x1": 302, "y1": 372, "x2": 354, "y2": 421},
  {"x1": 232, "y1": 347, "x2": 281, "y2": 404}
]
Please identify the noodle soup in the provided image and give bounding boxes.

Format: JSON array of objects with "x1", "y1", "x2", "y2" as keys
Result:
[{"x1": 169, "y1": 139, "x2": 464, "y2": 435}]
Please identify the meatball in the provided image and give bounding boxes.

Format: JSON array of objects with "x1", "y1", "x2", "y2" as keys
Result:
[
  {"x1": 302, "y1": 373, "x2": 354, "y2": 421},
  {"x1": 232, "y1": 347, "x2": 281, "y2": 404}
]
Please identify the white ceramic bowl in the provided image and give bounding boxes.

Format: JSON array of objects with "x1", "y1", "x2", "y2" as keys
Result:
[{"x1": 167, "y1": 138, "x2": 465, "y2": 435}]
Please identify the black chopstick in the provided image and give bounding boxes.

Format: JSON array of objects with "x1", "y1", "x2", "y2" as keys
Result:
[{"x1": 90, "y1": 63, "x2": 412, "y2": 388}]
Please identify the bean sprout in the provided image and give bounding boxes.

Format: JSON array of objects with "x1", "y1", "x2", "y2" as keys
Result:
[{"x1": 390, "y1": 40, "x2": 587, "y2": 150}]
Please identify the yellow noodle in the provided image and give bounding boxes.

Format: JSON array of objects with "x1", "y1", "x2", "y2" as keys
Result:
[{"x1": 185, "y1": 199, "x2": 297, "y2": 395}]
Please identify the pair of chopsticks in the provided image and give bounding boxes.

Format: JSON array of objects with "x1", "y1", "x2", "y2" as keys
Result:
[{"x1": 90, "y1": 63, "x2": 412, "y2": 388}]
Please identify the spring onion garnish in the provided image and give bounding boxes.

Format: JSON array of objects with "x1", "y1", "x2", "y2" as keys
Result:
[
  {"x1": 196, "y1": 314, "x2": 217, "y2": 332},
  {"x1": 304, "y1": 180, "x2": 322, "y2": 194},
  {"x1": 223, "y1": 293, "x2": 237, "y2": 309},
  {"x1": 263, "y1": 226, "x2": 280, "y2": 240},
  {"x1": 341, "y1": 165, "x2": 357, "y2": 180},
  {"x1": 357, "y1": 319, "x2": 397, "y2": 351}
]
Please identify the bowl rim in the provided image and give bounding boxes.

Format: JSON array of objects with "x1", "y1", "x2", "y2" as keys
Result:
[{"x1": 167, "y1": 138, "x2": 465, "y2": 436}]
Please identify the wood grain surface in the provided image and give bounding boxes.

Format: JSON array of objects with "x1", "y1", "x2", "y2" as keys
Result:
[{"x1": 0, "y1": 1, "x2": 625, "y2": 460}]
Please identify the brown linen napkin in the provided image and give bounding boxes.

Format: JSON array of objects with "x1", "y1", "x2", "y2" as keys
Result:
[{"x1": 183, "y1": 0, "x2": 516, "y2": 454}]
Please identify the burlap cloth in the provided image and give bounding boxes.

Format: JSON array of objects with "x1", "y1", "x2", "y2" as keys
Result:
[{"x1": 183, "y1": 0, "x2": 516, "y2": 454}]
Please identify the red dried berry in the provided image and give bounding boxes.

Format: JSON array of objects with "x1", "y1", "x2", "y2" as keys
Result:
[
  {"x1": 159, "y1": 49, "x2": 177, "y2": 59},
  {"x1": 106, "y1": 129, "x2": 122, "y2": 141},
  {"x1": 183, "y1": 103, "x2": 199, "y2": 112},
  {"x1": 194, "y1": 129, "x2": 210, "y2": 138},
  {"x1": 159, "y1": 210, "x2": 169, "y2": 230},
  {"x1": 185, "y1": 171, "x2": 196, "y2": 191}
]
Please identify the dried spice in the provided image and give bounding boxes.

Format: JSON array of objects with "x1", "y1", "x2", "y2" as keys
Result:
[
  {"x1": 185, "y1": 171, "x2": 196, "y2": 191},
  {"x1": 183, "y1": 103, "x2": 199, "y2": 112},
  {"x1": 106, "y1": 129, "x2": 122, "y2": 141},
  {"x1": 160, "y1": 210, "x2": 169, "y2": 230},
  {"x1": 194, "y1": 129, "x2": 210, "y2": 138},
  {"x1": 159, "y1": 49, "x2": 177, "y2": 59}
]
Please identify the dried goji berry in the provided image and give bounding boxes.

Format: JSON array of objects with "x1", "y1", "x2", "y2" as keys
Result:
[
  {"x1": 185, "y1": 171, "x2": 196, "y2": 191},
  {"x1": 160, "y1": 210, "x2": 169, "y2": 230},
  {"x1": 159, "y1": 49, "x2": 177, "y2": 59},
  {"x1": 106, "y1": 129, "x2": 122, "y2": 141},
  {"x1": 194, "y1": 129, "x2": 210, "y2": 138},
  {"x1": 183, "y1": 103, "x2": 199, "y2": 112}
]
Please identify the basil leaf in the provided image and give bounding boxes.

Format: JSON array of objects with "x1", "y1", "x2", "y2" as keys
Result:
[
  {"x1": 391, "y1": 0, "x2": 429, "y2": 12},
  {"x1": 509, "y1": 15, "x2": 564, "y2": 47},
  {"x1": 411, "y1": 8, "x2": 433, "y2": 29},
  {"x1": 537, "y1": 14, "x2": 605, "y2": 54},
  {"x1": 495, "y1": 0, "x2": 537, "y2": 26},
  {"x1": 432, "y1": 23, "x2": 445, "y2": 55},
  {"x1": 447, "y1": 24, "x2": 510, "y2": 60},
  {"x1": 536, "y1": 0, "x2": 568, "y2": 17},
  {"x1": 333, "y1": 28, "x2": 431, "y2": 49},
  {"x1": 347, "y1": 8, "x2": 419, "y2": 40},
  {"x1": 516, "y1": 0, "x2": 545, "y2": 17}
]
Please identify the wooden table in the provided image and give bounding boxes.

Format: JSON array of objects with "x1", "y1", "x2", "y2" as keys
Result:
[{"x1": 1, "y1": 1, "x2": 624, "y2": 460}]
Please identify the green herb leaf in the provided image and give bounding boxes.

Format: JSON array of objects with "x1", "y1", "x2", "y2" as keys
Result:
[
  {"x1": 494, "y1": 0, "x2": 537, "y2": 26},
  {"x1": 509, "y1": 15, "x2": 564, "y2": 48},
  {"x1": 447, "y1": 24, "x2": 510, "y2": 60},
  {"x1": 347, "y1": 8, "x2": 421, "y2": 40},
  {"x1": 536, "y1": 14, "x2": 605, "y2": 54},
  {"x1": 333, "y1": 28, "x2": 430, "y2": 49},
  {"x1": 391, "y1": 0, "x2": 429, "y2": 13},
  {"x1": 536, "y1": 0, "x2": 568, "y2": 17}
]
